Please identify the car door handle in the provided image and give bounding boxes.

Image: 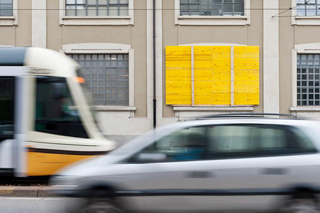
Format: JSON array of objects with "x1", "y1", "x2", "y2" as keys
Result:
[
  {"x1": 262, "y1": 168, "x2": 287, "y2": 175},
  {"x1": 186, "y1": 171, "x2": 213, "y2": 178}
]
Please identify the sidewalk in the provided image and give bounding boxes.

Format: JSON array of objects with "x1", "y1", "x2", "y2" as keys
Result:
[{"x1": 0, "y1": 186, "x2": 59, "y2": 197}]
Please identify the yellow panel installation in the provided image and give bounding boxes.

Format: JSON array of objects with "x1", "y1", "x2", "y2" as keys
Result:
[{"x1": 165, "y1": 46, "x2": 259, "y2": 106}]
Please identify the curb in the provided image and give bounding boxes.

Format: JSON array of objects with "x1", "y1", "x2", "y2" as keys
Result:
[{"x1": 0, "y1": 186, "x2": 59, "y2": 197}]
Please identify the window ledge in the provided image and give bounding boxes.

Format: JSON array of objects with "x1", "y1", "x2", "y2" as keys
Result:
[
  {"x1": 60, "y1": 16, "x2": 133, "y2": 26},
  {"x1": 293, "y1": 16, "x2": 320, "y2": 26},
  {"x1": 295, "y1": 16, "x2": 320, "y2": 20},
  {"x1": 178, "y1": 15, "x2": 248, "y2": 20},
  {"x1": 290, "y1": 107, "x2": 320, "y2": 112},
  {"x1": 94, "y1": 106, "x2": 136, "y2": 112},
  {"x1": 176, "y1": 15, "x2": 249, "y2": 26},
  {"x1": 0, "y1": 16, "x2": 17, "y2": 26},
  {"x1": 173, "y1": 106, "x2": 254, "y2": 112}
]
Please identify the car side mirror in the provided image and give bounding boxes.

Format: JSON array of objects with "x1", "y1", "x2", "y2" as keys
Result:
[{"x1": 135, "y1": 153, "x2": 167, "y2": 162}]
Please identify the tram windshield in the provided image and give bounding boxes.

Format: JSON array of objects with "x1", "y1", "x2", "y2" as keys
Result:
[{"x1": 76, "y1": 68, "x2": 105, "y2": 134}]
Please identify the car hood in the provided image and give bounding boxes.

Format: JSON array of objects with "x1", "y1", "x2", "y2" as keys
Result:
[{"x1": 55, "y1": 154, "x2": 123, "y2": 177}]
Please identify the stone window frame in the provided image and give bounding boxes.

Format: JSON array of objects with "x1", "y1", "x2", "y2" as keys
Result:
[
  {"x1": 292, "y1": 0, "x2": 320, "y2": 25},
  {"x1": 61, "y1": 43, "x2": 136, "y2": 114},
  {"x1": 291, "y1": 43, "x2": 320, "y2": 113},
  {"x1": 174, "y1": 0, "x2": 250, "y2": 26},
  {"x1": 59, "y1": 0, "x2": 134, "y2": 26},
  {"x1": 0, "y1": 0, "x2": 17, "y2": 26}
]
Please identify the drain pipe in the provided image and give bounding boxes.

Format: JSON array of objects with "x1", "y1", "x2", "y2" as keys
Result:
[{"x1": 153, "y1": 0, "x2": 157, "y2": 128}]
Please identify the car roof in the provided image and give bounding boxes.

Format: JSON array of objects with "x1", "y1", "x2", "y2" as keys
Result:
[{"x1": 159, "y1": 117, "x2": 320, "y2": 131}]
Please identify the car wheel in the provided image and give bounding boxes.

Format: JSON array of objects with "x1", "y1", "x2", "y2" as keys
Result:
[
  {"x1": 280, "y1": 197, "x2": 320, "y2": 213},
  {"x1": 83, "y1": 198, "x2": 123, "y2": 213}
]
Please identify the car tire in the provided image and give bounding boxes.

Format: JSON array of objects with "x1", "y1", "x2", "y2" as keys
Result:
[
  {"x1": 83, "y1": 198, "x2": 124, "y2": 213},
  {"x1": 279, "y1": 195, "x2": 320, "y2": 213}
]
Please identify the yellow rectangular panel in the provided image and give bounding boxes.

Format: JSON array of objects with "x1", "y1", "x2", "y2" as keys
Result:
[
  {"x1": 234, "y1": 46, "x2": 259, "y2": 105},
  {"x1": 166, "y1": 46, "x2": 192, "y2": 105}
]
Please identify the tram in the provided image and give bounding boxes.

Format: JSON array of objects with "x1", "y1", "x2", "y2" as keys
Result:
[{"x1": 0, "y1": 47, "x2": 115, "y2": 177}]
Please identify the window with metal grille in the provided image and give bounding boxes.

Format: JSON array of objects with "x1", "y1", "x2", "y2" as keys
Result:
[
  {"x1": 69, "y1": 54, "x2": 129, "y2": 106},
  {"x1": 297, "y1": 54, "x2": 320, "y2": 106},
  {"x1": 65, "y1": 0, "x2": 129, "y2": 16},
  {"x1": 297, "y1": 0, "x2": 320, "y2": 16},
  {"x1": 180, "y1": 0, "x2": 244, "y2": 16},
  {"x1": 0, "y1": 0, "x2": 13, "y2": 16}
]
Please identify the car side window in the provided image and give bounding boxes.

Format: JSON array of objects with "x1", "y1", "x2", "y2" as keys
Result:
[
  {"x1": 289, "y1": 127, "x2": 317, "y2": 153},
  {"x1": 207, "y1": 125, "x2": 259, "y2": 159},
  {"x1": 207, "y1": 124, "x2": 314, "y2": 159},
  {"x1": 135, "y1": 126, "x2": 208, "y2": 162}
]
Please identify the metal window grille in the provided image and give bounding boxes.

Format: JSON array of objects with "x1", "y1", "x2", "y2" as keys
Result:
[
  {"x1": 297, "y1": 54, "x2": 320, "y2": 106},
  {"x1": 180, "y1": 0, "x2": 244, "y2": 16},
  {"x1": 0, "y1": 0, "x2": 13, "y2": 16},
  {"x1": 66, "y1": 0, "x2": 129, "y2": 16},
  {"x1": 297, "y1": 0, "x2": 320, "y2": 16},
  {"x1": 69, "y1": 54, "x2": 129, "y2": 106}
]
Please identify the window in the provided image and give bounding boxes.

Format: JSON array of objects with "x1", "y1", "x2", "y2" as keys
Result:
[
  {"x1": 0, "y1": 77, "x2": 14, "y2": 141},
  {"x1": 0, "y1": 0, "x2": 13, "y2": 16},
  {"x1": 140, "y1": 127, "x2": 208, "y2": 162},
  {"x1": 297, "y1": 0, "x2": 320, "y2": 16},
  {"x1": 297, "y1": 54, "x2": 320, "y2": 106},
  {"x1": 69, "y1": 54, "x2": 129, "y2": 106},
  {"x1": 65, "y1": 0, "x2": 129, "y2": 16},
  {"x1": 207, "y1": 125, "x2": 316, "y2": 159},
  {"x1": 35, "y1": 76, "x2": 88, "y2": 138},
  {"x1": 180, "y1": 0, "x2": 244, "y2": 16}
]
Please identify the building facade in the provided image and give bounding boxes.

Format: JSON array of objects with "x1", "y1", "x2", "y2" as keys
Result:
[{"x1": 1, "y1": 0, "x2": 320, "y2": 143}]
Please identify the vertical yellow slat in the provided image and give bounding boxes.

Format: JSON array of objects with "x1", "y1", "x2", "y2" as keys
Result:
[
  {"x1": 234, "y1": 46, "x2": 260, "y2": 105},
  {"x1": 194, "y1": 46, "x2": 231, "y2": 105},
  {"x1": 166, "y1": 46, "x2": 192, "y2": 105}
]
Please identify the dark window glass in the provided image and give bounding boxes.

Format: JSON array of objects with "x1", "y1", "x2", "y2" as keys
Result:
[
  {"x1": 207, "y1": 125, "x2": 317, "y2": 159},
  {"x1": 35, "y1": 76, "x2": 88, "y2": 138},
  {"x1": 68, "y1": 54, "x2": 129, "y2": 106},
  {"x1": 0, "y1": 0, "x2": 13, "y2": 16},
  {"x1": 0, "y1": 77, "x2": 15, "y2": 141},
  {"x1": 297, "y1": 54, "x2": 320, "y2": 106},
  {"x1": 138, "y1": 127, "x2": 208, "y2": 162},
  {"x1": 180, "y1": 0, "x2": 244, "y2": 16}
]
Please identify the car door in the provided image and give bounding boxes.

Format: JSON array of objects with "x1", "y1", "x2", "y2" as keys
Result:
[
  {"x1": 121, "y1": 125, "x2": 217, "y2": 212},
  {"x1": 192, "y1": 124, "x2": 320, "y2": 212}
]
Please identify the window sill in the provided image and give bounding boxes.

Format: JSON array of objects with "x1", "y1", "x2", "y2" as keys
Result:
[
  {"x1": 60, "y1": 16, "x2": 133, "y2": 26},
  {"x1": 173, "y1": 106, "x2": 254, "y2": 118},
  {"x1": 0, "y1": 16, "x2": 17, "y2": 26},
  {"x1": 94, "y1": 106, "x2": 136, "y2": 112},
  {"x1": 290, "y1": 107, "x2": 320, "y2": 112},
  {"x1": 293, "y1": 16, "x2": 320, "y2": 26},
  {"x1": 176, "y1": 15, "x2": 250, "y2": 26},
  {"x1": 173, "y1": 106, "x2": 254, "y2": 112}
]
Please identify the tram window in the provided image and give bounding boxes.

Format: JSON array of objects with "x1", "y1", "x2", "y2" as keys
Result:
[
  {"x1": 0, "y1": 77, "x2": 15, "y2": 141},
  {"x1": 35, "y1": 76, "x2": 89, "y2": 138}
]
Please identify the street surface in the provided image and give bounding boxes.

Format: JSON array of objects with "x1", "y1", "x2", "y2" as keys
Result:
[{"x1": 0, "y1": 197, "x2": 65, "y2": 213}]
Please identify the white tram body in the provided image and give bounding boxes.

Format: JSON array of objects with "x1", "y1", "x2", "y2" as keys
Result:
[{"x1": 0, "y1": 47, "x2": 115, "y2": 177}]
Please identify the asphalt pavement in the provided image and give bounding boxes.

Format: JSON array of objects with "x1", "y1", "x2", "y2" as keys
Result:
[{"x1": 0, "y1": 197, "x2": 65, "y2": 213}]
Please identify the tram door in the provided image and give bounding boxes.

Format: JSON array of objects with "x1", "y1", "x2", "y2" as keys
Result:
[
  {"x1": 0, "y1": 67, "x2": 28, "y2": 177},
  {"x1": 0, "y1": 76, "x2": 15, "y2": 175}
]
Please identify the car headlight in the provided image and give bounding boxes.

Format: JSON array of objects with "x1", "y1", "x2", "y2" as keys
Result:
[{"x1": 50, "y1": 175, "x2": 80, "y2": 188}]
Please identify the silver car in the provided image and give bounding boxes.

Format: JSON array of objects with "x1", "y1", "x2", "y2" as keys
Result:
[{"x1": 51, "y1": 114, "x2": 320, "y2": 213}]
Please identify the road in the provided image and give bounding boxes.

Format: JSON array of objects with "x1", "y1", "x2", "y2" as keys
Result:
[{"x1": 0, "y1": 197, "x2": 65, "y2": 213}]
